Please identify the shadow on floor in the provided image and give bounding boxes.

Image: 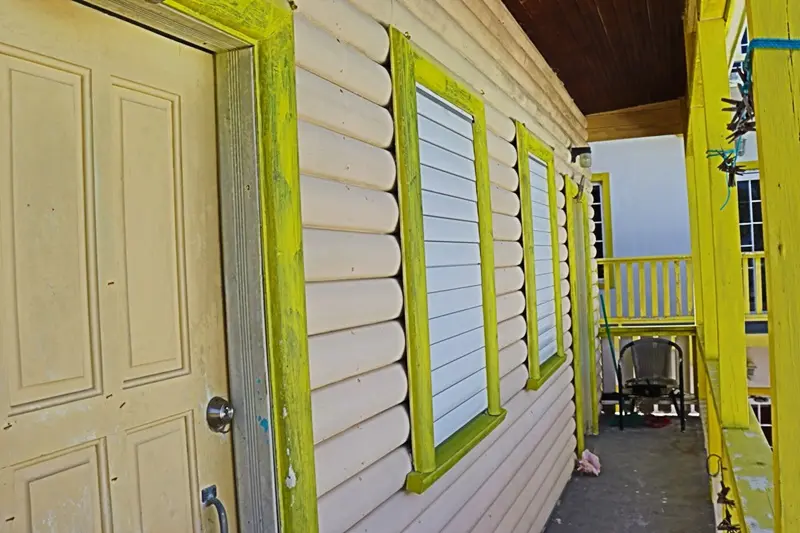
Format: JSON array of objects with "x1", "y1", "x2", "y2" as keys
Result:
[{"x1": 545, "y1": 415, "x2": 715, "y2": 533}]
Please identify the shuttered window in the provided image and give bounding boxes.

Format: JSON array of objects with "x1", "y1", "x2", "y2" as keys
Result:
[
  {"x1": 529, "y1": 155, "x2": 558, "y2": 364},
  {"x1": 417, "y1": 85, "x2": 487, "y2": 446}
]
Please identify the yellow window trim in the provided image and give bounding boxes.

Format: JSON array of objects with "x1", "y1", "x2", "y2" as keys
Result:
[
  {"x1": 390, "y1": 27, "x2": 506, "y2": 494},
  {"x1": 590, "y1": 172, "x2": 615, "y2": 289},
  {"x1": 515, "y1": 122, "x2": 566, "y2": 390},
  {"x1": 161, "y1": 1, "x2": 317, "y2": 530}
]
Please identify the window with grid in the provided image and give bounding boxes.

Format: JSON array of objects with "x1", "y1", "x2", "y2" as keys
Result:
[
  {"x1": 738, "y1": 171, "x2": 766, "y2": 312},
  {"x1": 750, "y1": 396, "x2": 772, "y2": 447},
  {"x1": 591, "y1": 183, "x2": 606, "y2": 279}
]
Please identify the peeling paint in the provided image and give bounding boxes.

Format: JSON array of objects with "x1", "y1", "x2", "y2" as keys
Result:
[
  {"x1": 285, "y1": 464, "x2": 297, "y2": 489},
  {"x1": 745, "y1": 516, "x2": 774, "y2": 533},
  {"x1": 257, "y1": 415, "x2": 269, "y2": 433},
  {"x1": 740, "y1": 475, "x2": 771, "y2": 492}
]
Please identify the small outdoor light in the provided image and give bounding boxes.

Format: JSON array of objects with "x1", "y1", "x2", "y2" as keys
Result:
[{"x1": 570, "y1": 146, "x2": 592, "y2": 169}]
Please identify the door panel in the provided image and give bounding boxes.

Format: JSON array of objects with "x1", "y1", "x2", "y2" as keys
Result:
[{"x1": 0, "y1": 1, "x2": 236, "y2": 531}]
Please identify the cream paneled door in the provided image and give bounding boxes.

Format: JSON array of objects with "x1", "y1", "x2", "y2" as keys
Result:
[{"x1": 0, "y1": 1, "x2": 238, "y2": 531}]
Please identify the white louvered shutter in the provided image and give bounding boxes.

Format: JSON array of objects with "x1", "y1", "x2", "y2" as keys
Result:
[
  {"x1": 529, "y1": 155, "x2": 558, "y2": 363},
  {"x1": 417, "y1": 85, "x2": 487, "y2": 446}
]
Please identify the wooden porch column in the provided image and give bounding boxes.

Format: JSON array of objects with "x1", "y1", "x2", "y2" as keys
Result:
[
  {"x1": 696, "y1": 17, "x2": 749, "y2": 428},
  {"x1": 745, "y1": 2, "x2": 800, "y2": 529}
]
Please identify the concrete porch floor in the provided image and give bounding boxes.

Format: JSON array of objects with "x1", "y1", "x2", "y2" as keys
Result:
[{"x1": 545, "y1": 415, "x2": 715, "y2": 533}]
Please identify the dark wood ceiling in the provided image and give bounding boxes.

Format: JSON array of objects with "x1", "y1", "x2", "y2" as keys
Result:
[{"x1": 502, "y1": 0, "x2": 687, "y2": 115}]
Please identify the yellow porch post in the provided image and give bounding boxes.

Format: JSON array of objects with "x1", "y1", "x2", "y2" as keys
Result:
[
  {"x1": 745, "y1": 2, "x2": 800, "y2": 529},
  {"x1": 684, "y1": 126, "x2": 705, "y2": 333},
  {"x1": 696, "y1": 17, "x2": 749, "y2": 429}
]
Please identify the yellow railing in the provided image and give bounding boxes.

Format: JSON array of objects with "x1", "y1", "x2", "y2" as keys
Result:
[
  {"x1": 742, "y1": 251, "x2": 768, "y2": 321},
  {"x1": 598, "y1": 255, "x2": 694, "y2": 325}
]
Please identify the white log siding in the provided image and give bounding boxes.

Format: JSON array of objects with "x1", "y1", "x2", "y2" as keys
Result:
[{"x1": 292, "y1": 0, "x2": 592, "y2": 532}]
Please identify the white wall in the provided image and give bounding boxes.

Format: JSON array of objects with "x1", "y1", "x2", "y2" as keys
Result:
[{"x1": 590, "y1": 135, "x2": 691, "y2": 258}]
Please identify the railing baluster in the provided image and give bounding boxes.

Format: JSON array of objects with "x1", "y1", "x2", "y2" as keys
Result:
[
  {"x1": 686, "y1": 259, "x2": 694, "y2": 315},
  {"x1": 651, "y1": 261, "x2": 659, "y2": 318},
  {"x1": 663, "y1": 259, "x2": 671, "y2": 317},
  {"x1": 614, "y1": 262, "x2": 622, "y2": 319},
  {"x1": 755, "y1": 255, "x2": 764, "y2": 315},
  {"x1": 638, "y1": 261, "x2": 646, "y2": 318},
  {"x1": 674, "y1": 260, "x2": 682, "y2": 318},
  {"x1": 743, "y1": 254, "x2": 751, "y2": 315},
  {"x1": 626, "y1": 262, "x2": 634, "y2": 320}
]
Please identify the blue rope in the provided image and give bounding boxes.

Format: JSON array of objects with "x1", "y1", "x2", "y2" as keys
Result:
[{"x1": 707, "y1": 38, "x2": 800, "y2": 210}]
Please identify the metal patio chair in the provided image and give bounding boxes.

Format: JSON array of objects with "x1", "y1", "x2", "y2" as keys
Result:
[{"x1": 617, "y1": 337, "x2": 686, "y2": 432}]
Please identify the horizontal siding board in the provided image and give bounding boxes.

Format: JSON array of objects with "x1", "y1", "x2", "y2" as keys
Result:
[
  {"x1": 427, "y1": 264, "x2": 482, "y2": 293},
  {"x1": 418, "y1": 114, "x2": 476, "y2": 156},
  {"x1": 314, "y1": 406, "x2": 409, "y2": 497},
  {"x1": 497, "y1": 315, "x2": 526, "y2": 350},
  {"x1": 295, "y1": 13, "x2": 391, "y2": 105},
  {"x1": 430, "y1": 326, "x2": 485, "y2": 371},
  {"x1": 420, "y1": 139, "x2": 477, "y2": 180},
  {"x1": 293, "y1": 0, "x2": 390, "y2": 63},
  {"x1": 423, "y1": 216, "x2": 479, "y2": 243},
  {"x1": 441, "y1": 401, "x2": 575, "y2": 533},
  {"x1": 306, "y1": 279, "x2": 402, "y2": 335},
  {"x1": 303, "y1": 229, "x2": 400, "y2": 282},
  {"x1": 309, "y1": 321, "x2": 405, "y2": 390},
  {"x1": 299, "y1": 120, "x2": 396, "y2": 190},
  {"x1": 497, "y1": 291, "x2": 525, "y2": 322},
  {"x1": 427, "y1": 285, "x2": 483, "y2": 319},
  {"x1": 492, "y1": 213, "x2": 522, "y2": 241},
  {"x1": 421, "y1": 165, "x2": 478, "y2": 202},
  {"x1": 434, "y1": 389, "x2": 489, "y2": 445},
  {"x1": 499, "y1": 340, "x2": 527, "y2": 377},
  {"x1": 491, "y1": 185, "x2": 520, "y2": 217},
  {"x1": 499, "y1": 436, "x2": 577, "y2": 533},
  {"x1": 346, "y1": 363, "x2": 574, "y2": 533},
  {"x1": 421, "y1": 190, "x2": 478, "y2": 222},
  {"x1": 485, "y1": 103, "x2": 516, "y2": 141},
  {"x1": 487, "y1": 130, "x2": 517, "y2": 167},
  {"x1": 489, "y1": 158, "x2": 519, "y2": 191},
  {"x1": 425, "y1": 242, "x2": 481, "y2": 267},
  {"x1": 529, "y1": 463, "x2": 574, "y2": 533},
  {"x1": 301, "y1": 175, "x2": 398, "y2": 234},
  {"x1": 494, "y1": 241, "x2": 523, "y2": 267},
  {"x1": 432, "y1": 347, "x2": 485, "y2": 395},
  {"x1": 319, "y1": 448, "x2": 411, "y2": 533},
  {"x1": 495, "y1": 266, "x2": 524, "y2": 296},
  {"x1": 311, "y1": 363, "x2": 408, "y2": 444},
  {"x1": 296, "y1": 67, "x2": 393, "y2": 148}
]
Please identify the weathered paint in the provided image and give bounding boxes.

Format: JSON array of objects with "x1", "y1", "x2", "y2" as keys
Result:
[
  {"x1": 515, "y1": 122, "x2": 566, "y2": 390},
  {"x1": 390, "y1": 26, "x2": 506, "y2": 494},
  {"x1": 746, "y1": 1, "x2": 800, "y2": 530},
  {"x1": 163, "y1": 1, "x2": 318, "y2": 530},
  {"x1": 697, "y1": 17, "x2": 750, "y2": 429}
]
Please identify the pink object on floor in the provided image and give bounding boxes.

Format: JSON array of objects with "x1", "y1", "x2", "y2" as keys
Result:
[{"x1": 576, "y1": 449, "x2": 602, "y2": 476}]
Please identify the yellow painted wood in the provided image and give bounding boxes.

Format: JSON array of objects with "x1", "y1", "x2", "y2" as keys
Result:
[
  {"x1": 389, "y1": 27, "x2": 435, "y2": 474},
  {"x1": 614, "y1": 263, "x2": 623, "y2": 317},
  {"x1": 697, "y1": 17, "x2": 749, "y2": 429},
  {"x1": 699, "y1": 0, "x2": 726, "y2": 20},
  {"x1": 687, "y1": 260, "x2": 695, "y2": 314},
  {"x1": 600, "y1": 254, "x2": 692, "y2": 263},
  {"x1": 746, "y1": 1, "x2": 800, "y2": 528},
  {"x1": 160, "y1": 1, "x2": 319, "y2": 529},
  {"x1": 651, "y1": 261, "x2": 659, "y2": 317},
  {"x1": 739, "y1": 159, "x2": 760, "y2": 171},
  {"x1": 674, "y1": 260, "x2": 683, "y2": 316},
  {"x1": 565, "y1": 178, "x2": 585, "y2": 454},
  {"x1": 742, "y1": 254, "x2": 752, "y2": 314},
  {"x1": 516, "y1": 122, "x2": 566, "y2": 390},
  {"x1": 684, "y1": 134, "x2": 703, "y2": 323},
  {"x1": 748, "y1": 386, "x2": 771, "y2": 397},
  {"x1": 583, "y1": 196, "x2": 600, "y2": 435},
  {"x1": 662, "y1": 259, "x2": 671, "y2": 317},
  {"x1": 390, "y1": 26, "x2": 505, "y2": 493},
  {"x1": 626, "y1": 264, "x2": 634, "y2": 319},
  {"x1": 755, "y1": 255, "x2": 764, "y2": 314},
  {"x1": 638, "y1": 263, "x2": 646, "y2": 318}
]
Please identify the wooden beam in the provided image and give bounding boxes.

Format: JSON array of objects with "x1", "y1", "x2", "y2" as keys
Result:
[
  {"x1": 697, "y1": 18, "x2": 749, "y2": 429},
  {"x1": 746, "y1": 1, "x2": 800, "y2": 530},
  {"x1": 699, "y1": 0, "x2": 727, "y2": 21},
  {"x1": 586, "y1": 98, "x2": 685, "y2": 142}
]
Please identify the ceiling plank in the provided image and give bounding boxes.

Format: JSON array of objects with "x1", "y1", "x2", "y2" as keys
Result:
[{"x1": 587, "y1": 98, "x2": 686, "y2": 142}]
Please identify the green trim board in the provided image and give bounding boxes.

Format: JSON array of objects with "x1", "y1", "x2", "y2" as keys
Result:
[
  {"x1": 390, "y1": 27, "x2": 505, "y2": 494},
  {"x1": 582, "y1": 188, "x2": 600, "y2": 436},
  {"x1": 515, "y1": 122, "x2": 566, "y2": 390},
  {"x1": 162, "y1": 1, "x2": 317, "y2": 531},
  {"x1": 565, "y1": 178, "x2": 585, "y2": 453}
]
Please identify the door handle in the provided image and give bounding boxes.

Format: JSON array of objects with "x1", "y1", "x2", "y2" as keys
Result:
[
  {"x1": 206, "y1": 396, "x2": 234, "y2": 433},
  {"x1": 201, "y1": 485, "x2": 229, "y2": 533}
]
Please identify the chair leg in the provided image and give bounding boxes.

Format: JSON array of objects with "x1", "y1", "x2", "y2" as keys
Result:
[{"x1": 619, "y1": 395, "x2": 625, "y2": 431}]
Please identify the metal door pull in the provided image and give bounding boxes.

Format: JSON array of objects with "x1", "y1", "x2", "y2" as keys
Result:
[{"x1": 201, "y1": 485, "x2": 229, "y2": 533}]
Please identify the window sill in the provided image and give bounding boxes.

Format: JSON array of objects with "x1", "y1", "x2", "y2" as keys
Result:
[
  {"x1": 405, "y1": 410, "x2": 507, "y2": 494},
  {"x1": 527, "y1": 354, "x2": 566, "y2": 391}
]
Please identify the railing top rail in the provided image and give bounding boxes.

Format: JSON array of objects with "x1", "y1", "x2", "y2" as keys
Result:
[
  {"x1": 597, "y1": 255, "x2": 692, "y2": 263},
  {"x1": 742, "y1": 251, "x2": 766, "y2": 258}
]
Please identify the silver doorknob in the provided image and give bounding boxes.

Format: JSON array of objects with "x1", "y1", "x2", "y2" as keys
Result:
[{"x1": 206, "y1": 396, "x2": 234, "y2": 433}]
